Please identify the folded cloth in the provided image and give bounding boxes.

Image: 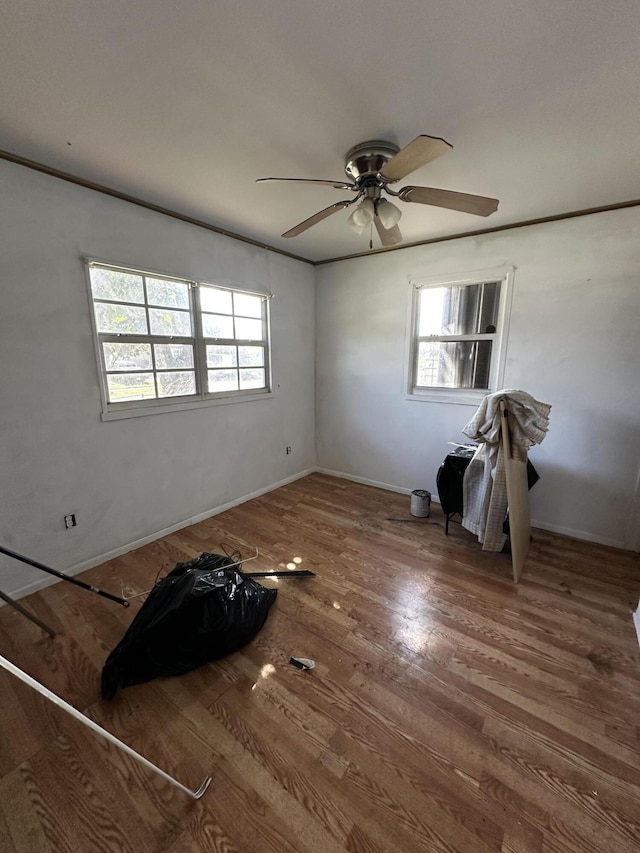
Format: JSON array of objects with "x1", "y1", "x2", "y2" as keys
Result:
[{"x1": 461, "y1": 390, "x2": 551, "y2": 551}]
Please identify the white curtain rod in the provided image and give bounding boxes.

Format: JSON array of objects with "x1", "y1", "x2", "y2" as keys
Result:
[{"x1": 0, "y1": 654, "x2": 211, "y2": 800}]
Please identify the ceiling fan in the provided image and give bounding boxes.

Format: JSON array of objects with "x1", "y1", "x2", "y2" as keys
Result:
[{"x1": 257, "y1": 135, "x2": 499, "y2": 247}]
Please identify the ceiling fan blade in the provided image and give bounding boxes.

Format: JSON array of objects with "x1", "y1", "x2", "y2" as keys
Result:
[
  {"x1": 257, "y1": 177, "x2": 355, "y2": 190},
  {"x1": 399, "y1": 186, "x2": 499, "y2": 217},
  {"x1": 282, "y1": 200, "x2": 353, "y2": 238},
  {"x1": 379, "y1": 135, "x2": 452, "y2": 182},
  {"x1": 374, "y1": 216, "x2": 403, "y2": 247}
]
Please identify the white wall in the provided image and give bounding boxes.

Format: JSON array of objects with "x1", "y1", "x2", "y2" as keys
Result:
[
  {"x1": 316, "y1": 207, "x2": 640, "y2": 550},
  {"x1": 0, "y1": 161, "x2": 316, "y2": 597}
]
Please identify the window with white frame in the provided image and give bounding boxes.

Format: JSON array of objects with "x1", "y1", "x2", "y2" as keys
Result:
[
  {"x1": 408, "y1": 271, "x2": 511, "y2": 402},
  {"x1": 87, "y1": 261, "x2": 271, "y2": 417}
]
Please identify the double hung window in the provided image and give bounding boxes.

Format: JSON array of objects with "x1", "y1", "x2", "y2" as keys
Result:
[
  {"x1": 408, "y1": 270, "x2": 512, "y2": 403},
  {"x1": 87, "y1": 261, "x2": 271, "y2": 418}
]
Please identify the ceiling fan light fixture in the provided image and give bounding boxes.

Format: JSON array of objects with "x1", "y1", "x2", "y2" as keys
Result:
[
  {"x1": 347, "y1": 197, "x2": 375, "y2": 231},
  {"x1": 376, "y1": 198, "x2": 402, "y2": 229},
  {"x1": 346, "y1": 219, "x2": 368, "y2": 236},
  {"x1": 262, "y1": 133, "x2": 499, "y2": 243}
]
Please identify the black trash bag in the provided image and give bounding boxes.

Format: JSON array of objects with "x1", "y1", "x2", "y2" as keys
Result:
[{"x1": 101, "y1": 552, "x2": 277, "y2": 699}]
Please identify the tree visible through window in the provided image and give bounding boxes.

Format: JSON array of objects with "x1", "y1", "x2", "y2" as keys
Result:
[{"x1": 87, "y1": 262, "x2": 271, "y2": 414}]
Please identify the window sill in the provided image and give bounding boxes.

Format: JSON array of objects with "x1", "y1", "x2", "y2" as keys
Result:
[
  {"x1": 406, "y1": 388, "x2": 488, "y2": 406},
  {"x1": 100, "y1": 389, "x2": 274, "y2": 421}
]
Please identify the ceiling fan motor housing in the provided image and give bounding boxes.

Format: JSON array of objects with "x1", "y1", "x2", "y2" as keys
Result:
[{"x1": 344, "y1": 140, "x2": 400, "y2": 184}]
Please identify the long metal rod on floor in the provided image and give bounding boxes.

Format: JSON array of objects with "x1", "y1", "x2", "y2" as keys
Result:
[
  {"x1": 0, "y1": 544, "x2": 129, "y2": 607},
  {"x1": 0, "y1": 589, "x2": 56, "y2": 637},
  {"x1": 245, "y1": 570, "x2": 315, "y2": 578},
  {"x1": 0, "y1": 654, "x2": 211, "y2": 799}
]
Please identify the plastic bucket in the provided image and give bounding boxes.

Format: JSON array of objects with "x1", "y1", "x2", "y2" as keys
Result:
[{"x1": 410, "y1": 489, "x2": 431, "y2": 517}]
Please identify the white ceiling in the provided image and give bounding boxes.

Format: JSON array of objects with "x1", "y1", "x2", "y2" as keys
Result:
[{"x1": 2, "y1": 0, "x2": 640, "y2": 263}]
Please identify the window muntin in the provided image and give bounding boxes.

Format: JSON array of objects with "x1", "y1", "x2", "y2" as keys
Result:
[
  {"x1": 410, "y1": 278, "x2": 504, "y2": 395},
  {"x1": 88, "y1": 262, "x2": 270, "y2": 414}
]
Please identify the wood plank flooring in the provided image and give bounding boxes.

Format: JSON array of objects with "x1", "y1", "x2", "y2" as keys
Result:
[{"x1": 1, "y1": 473, "x2": 639, "y2": 852}]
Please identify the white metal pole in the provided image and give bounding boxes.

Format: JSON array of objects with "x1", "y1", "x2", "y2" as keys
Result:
[{"x1": 0, "y1": 654, "x2": 211, "y2": 799}]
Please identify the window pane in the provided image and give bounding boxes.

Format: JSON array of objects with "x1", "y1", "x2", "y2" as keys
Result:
[
  {"x1": 208, "y1": 369, "x2": 239, "y2": 393},
  {"x1": 200, "y1": 287, "x2": 232, "y2": 314},
  {"x1": 146, "y1": 278, "x2": 190, "y2": 309},
  {"x1": 419, "y1": 282, "x2": 500, "y2": 336},
  {"x1": 107, "y1": 373, "x2": 156, "y2": 402},
  {"x1": 419, "y1": 288, "x2": 448, "y2": 336},
  {"x1": 206, "y1": 345, "x2": 237, "y2": 368},
  {"x1": 202, "y1": 313, "x2": 234, "y2": 338},
  {"x1": 233, "y1": 293, "x2": 263, "y2": 318},
  {"x1": 238, "y1": 346, "x2": 264, "y2": 367},
  {"x1": 234, "y1": 317, "x2": 263, "y2": 341},
  {"x1": 156, "y1": 371, "x2": 196, "y2": 398},
  {"x1": 239, "y1": 368, "x2": 265, "y2": 390},
  {"x1": 417, "y1": 340, "x2": 493, "y2": 389},
  {"x1": 154, "y1": 343, "x2": 194, "y2": 369},
  {"x1": 95, "y1": 302, "x2": 148, "y2": 334},
  {"x1": 478, "y1": 282, "x2": 500, "y2": 334},
  {"x1": 472, "y1": 340, "x2": 493, "y2": 387},
  {"x1": 103, "y1": 342, "x2": 152, "y2": 371},
  {"x1": 90, "y1": 268, "x2": 144, "y2": 304},
  {"x1": 149, "y1": 308, "x2": 192, "y2": 337}
]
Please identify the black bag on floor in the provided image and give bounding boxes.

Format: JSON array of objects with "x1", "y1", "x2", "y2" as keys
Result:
[{"x1": 101, "y1": 552, "x2": 277, "y2": 699}]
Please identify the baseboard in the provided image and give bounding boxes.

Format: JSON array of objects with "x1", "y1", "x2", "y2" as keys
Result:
[
  {"x1": 3, "y1": 468, "x2": 316, "y2": 603},
  {"x1": 314, "y1": 468, "x2": 628, "y2": 550},
  {"x1": 314, "y1": 467, "x2": 413, "y2": 496},
  {"x1": 528, "y1": 519, "x2": 625, "y2": 550},
  {"x1": 3, "y1": 465, "x2": 632, "y2": 605}
]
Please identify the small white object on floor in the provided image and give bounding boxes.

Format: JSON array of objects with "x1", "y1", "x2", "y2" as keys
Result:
[{"x1": 290, "y1": 657, "x2": 315, "y2": 670}]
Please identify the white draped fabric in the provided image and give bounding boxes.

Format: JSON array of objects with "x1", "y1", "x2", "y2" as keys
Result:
[{"x1": 461, "y1": 390, "x2": 551, "y2": 551}]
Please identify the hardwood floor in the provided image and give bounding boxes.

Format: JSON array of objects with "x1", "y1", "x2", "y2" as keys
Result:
[{"x1": 1, "y1": 472, "x2": 639, "y2": 852}]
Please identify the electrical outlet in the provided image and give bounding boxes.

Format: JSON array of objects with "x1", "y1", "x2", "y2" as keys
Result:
[
  {"x1": 64, "y1": 514, "x2": 76, "y2": 529},
  {"x1": 286, "y1": 446, "x2": 292, "y2": 455}
]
